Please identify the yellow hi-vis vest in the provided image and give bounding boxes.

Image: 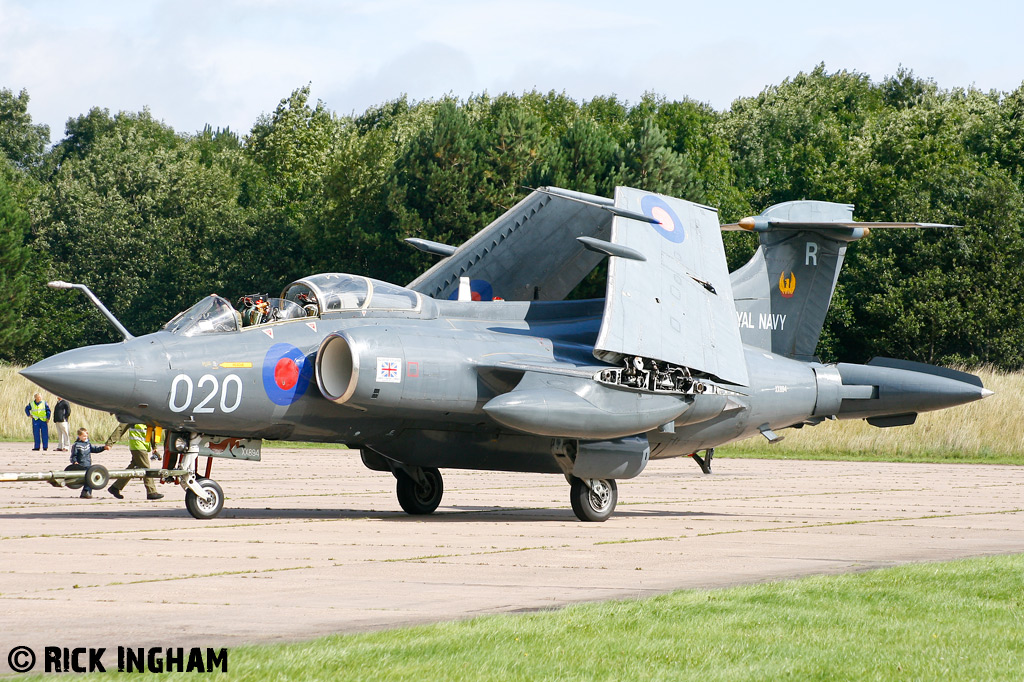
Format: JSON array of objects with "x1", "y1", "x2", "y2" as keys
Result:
[
  {"x1": 128, "y1": 424, "x2": 148, "y2": 451},
  {"x1": 30, "y1": 401, "x2": 47, "y2": 421}
]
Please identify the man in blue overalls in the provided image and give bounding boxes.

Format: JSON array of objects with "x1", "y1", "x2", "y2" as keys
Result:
[{"x1": 25, "y1": 393, "x2": 50, "y2": 451}]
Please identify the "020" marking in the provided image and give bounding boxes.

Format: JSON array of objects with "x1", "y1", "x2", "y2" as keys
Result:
[{"x1": 169, "y1": 373, "x2": 243, "y2": 413}]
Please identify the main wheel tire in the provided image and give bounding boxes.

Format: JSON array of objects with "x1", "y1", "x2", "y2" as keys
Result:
[
  {"x1": 85, "y1": 464, "x2": 109, "y2": 490},
  {"x1": 395, "y1": 467, "x2": 443, "y2": 515},
  {"x1": 569, "y1": 477, "x2": 617, "y2": 522},
  {"x1": 185, "y1": 478, "x2": 225, "y2": 520}
]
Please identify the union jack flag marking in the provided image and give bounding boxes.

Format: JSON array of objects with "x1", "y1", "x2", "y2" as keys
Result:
[{"x1": 376, "y1": 357, "x2": 402, "y2": 383}]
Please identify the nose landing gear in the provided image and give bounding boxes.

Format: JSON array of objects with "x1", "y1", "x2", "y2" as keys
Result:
[{"x1": 184, "y1": 477, "x2": 225, "y2": 519}]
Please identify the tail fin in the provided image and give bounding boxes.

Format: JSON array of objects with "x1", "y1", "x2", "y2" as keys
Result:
[{"x1": 725, "y1": 201, "x2": 952, "y2": 361}]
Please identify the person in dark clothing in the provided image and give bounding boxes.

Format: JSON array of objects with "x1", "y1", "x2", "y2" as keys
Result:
[
  {"x1": 69, "y1": 427, "x2": 109, "y2": 499},
  {"x1": 53, "y1": 397, "x2": 71, "y2": 451}
]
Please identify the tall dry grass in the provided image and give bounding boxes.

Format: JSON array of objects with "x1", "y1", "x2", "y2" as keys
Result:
[
  {"x1": 722, "y1": 367, "x2": 1024, "y2": 461},
  {"x1": 3, "y1": 363, "x2": 1021, "y2": 460},
  {"x1": 0, "y1": 364, "x2": 119, "y2": 443}
]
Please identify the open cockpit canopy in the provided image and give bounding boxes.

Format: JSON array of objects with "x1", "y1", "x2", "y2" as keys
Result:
[
  {"x1": 163, "y1": 274, "x2": 427, "y2": 336},
  {"x1": 163, "y1": 295, "x2": 240, "y2": 337},
  {"x1": 281, "y1": 273, "x2": 422, "y2": 314}
]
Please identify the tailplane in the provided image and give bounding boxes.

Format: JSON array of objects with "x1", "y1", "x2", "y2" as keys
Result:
[{"x1": 725, "y1": 201, "x2": 952, "y2": 360}]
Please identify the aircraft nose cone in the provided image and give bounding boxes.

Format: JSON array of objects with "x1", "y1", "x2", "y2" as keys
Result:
[{"x1": 20, "y1": 344, "x2": 137, "y2": 413}]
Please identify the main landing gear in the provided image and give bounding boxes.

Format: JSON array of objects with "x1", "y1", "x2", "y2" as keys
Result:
[
  {"x1": 569, "y1": 476, "x2": 618, "y2": 522},
  {"x1": 386, "y1": 466, "x2": 619, "y2": 522},
  {"x1": 393, "y1": 466, "x2": 444, "y2": 515}
]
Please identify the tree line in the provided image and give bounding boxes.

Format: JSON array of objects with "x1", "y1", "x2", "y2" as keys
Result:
[{"x1": 1, "y1": 64, "x2": 1022, "y2": 369}]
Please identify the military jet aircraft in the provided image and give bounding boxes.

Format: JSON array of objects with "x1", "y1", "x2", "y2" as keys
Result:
[{"x1": 19, "y1": 186, "x2": 991, "y2": 521}]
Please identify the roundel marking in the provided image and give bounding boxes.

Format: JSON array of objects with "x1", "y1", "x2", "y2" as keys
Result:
[
  {"x1": 651, "y1": 206, "x2": 675, "y2": 232},
  {"x1": 448, "y1": 279, "x2": 495, "y2": 301},
  {"x1": 641, "y1": 195, "x2": 686, "y2": 243},
  {"x1": 263, "y1": 343, "x2": 312, "y2": 405},
  {"x1": 274, "y1": 357, "x2": 300, "y2": 390}
]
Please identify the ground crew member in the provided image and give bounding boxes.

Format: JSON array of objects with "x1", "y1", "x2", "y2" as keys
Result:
[
  {"x1": 148, "y1": 425, "x2": 164, "y2": 461},
  {"x1": 53, "y1": 396, "x2": 71, "y2": 451},
  {"x1": 106, "y1": 423, "x2": 164, "y2": 500},
  {"x1": 25, "y1": 393, "x2": 50, "y2": 451}
]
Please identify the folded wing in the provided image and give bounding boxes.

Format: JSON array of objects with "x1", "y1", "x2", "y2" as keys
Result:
[
  {"x1": 595, "y1": 188, "x2": 749, "y2": 386},
  {"x1": 407, "y1": 187, "x2": 614, "y2": 301}
]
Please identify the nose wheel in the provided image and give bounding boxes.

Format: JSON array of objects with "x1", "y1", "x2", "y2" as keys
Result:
[
  {"x1": 569, "y1": 476, "x2": 617, "y2": 522},
  {"x1": 184, "y1": 477, "x2": 225, "y2": 519}
]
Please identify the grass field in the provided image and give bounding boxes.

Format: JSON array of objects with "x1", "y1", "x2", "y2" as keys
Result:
[
  {"x1": 3, "y1": 363, "x2": 1021, "y2": 463},
  {"x1": 31, "y1": 553, "x2": 1024, "y2": 681}
]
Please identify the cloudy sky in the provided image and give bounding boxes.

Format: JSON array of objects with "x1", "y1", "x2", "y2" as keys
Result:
[{"x1": 1, "y1": 0, "x2": 1021, "y2": 141}]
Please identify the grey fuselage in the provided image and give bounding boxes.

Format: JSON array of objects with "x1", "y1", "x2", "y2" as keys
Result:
[{"x1": 22, "y1": 294, "x2": 986, "y2": 476}]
